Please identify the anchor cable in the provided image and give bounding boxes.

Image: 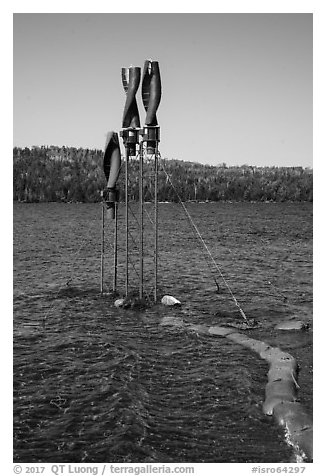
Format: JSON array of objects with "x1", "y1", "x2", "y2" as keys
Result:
[{"x1": 159, "y1": 155, "x2": 248, "y2": 322}]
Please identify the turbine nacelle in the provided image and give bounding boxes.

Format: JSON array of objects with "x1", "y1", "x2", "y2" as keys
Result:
[{"x1": 120, "y1": 59, "x2": 162, "y2": 155}]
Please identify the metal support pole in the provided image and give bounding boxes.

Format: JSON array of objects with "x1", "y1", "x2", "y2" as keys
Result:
[
  {"x1": 100, "y1": 201, "x2": 105, "y2": 294},
  {"x1": 139, "y1": 142, "x2": 144, "y2": 299},
  {"x1": 113, "y1": 202, "x2": 118, "y2": 293},
  {"x1": 154, "y1": 148, "x2": 158, "y2": 302},
  {"x1": 125, "y1": 147, "x2": 129, "y2": 297}
]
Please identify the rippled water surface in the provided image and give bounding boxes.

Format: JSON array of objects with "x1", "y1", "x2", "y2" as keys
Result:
[{"x1": 13, "y1": 202, "x2": 313, "y2": 463}]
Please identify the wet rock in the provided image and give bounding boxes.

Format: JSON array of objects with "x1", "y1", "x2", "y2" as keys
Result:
[{"x1": 275, "y1": 320, "x2": 310, "y2": 331}]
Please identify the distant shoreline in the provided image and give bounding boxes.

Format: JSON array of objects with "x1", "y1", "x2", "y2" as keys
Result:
[
  {"x1": 13, "y1": 146, "x2": 313, "y2": 203},
  {"x1": 13, "y1": 199, "x2": 313, "y2": 204}
]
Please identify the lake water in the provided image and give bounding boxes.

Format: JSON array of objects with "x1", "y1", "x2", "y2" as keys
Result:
[{"x1": 13, "y1": 201, "x2": 313, "y2": 463}]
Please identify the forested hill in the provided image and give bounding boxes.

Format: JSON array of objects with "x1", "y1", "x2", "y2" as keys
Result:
[{"x1": 13, "y1": 146, "x2": 313, "y2": 203}]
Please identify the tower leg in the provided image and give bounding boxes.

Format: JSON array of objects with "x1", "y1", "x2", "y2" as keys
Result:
[
  {"x1": 100, "y1": 201, "x2": 105, "y2": 294},
  {"x1": 125, "y1": 147, "x2": 129, "y2": 297},
  {"x1": 113, "y1": 202, "x2": 118, "y2": 293},
  {"x1": 154, "y1": 149, "x2": 158, "y2": 302},
  {"x1": 139, "y1": 143, "x2": 144, "y2": 299}
]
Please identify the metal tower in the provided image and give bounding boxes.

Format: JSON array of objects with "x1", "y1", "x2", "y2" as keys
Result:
[{"x1": 101, "y1": 60, "x2": 162, "y2": 303}]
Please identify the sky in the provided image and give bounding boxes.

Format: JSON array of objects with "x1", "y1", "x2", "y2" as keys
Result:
[{"x1": 13, "y1": 13, "x2": 312, "y2": 168}]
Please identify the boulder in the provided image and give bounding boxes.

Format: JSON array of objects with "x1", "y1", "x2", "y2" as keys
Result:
[
  {"x1": 161, "y1": 295, "x2": 181, "y2": 306},
  {"x1": 114, "y1": 298, "x2": 125, "y2": 308}
]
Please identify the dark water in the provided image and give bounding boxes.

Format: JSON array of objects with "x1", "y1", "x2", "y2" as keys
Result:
[{"x1": 13, "y1": 202, "x2": 313, "y2": 463}]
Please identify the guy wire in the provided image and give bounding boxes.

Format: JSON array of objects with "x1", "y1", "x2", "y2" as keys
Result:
[{"x1": 158, "y1": 155, "x2": 248, "y2": 322}]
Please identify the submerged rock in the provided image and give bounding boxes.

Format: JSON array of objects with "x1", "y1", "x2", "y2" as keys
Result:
[
  {"x1": 225, "y1": 318, "x2": 260, "y2": 330},
  {"x1": 187, "y1": 324, "x2": 210, "y2": 335},
  {"x1": 208, "y1": 326, "x2": 235, "y2": 337},
  {"x1": 160, "y1": 316, "x2": 184, "y2": 327},
  {"x1": 114, "y1": 296, "x2": 148, "y2": 309},
  {"x1": 275, "y1": 320, "x2": 310, "y2": 331}
]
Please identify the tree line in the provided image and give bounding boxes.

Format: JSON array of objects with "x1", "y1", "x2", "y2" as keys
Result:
[{"x1": 13, "y1": 146, "x2": 313, "y2": 203}]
